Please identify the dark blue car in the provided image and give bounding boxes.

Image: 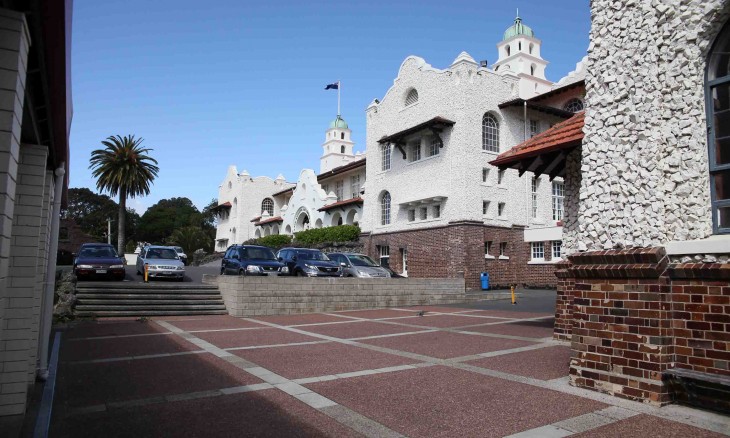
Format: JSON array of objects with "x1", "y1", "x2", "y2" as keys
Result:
[
  {"x1": 220, "y1": 245, "x2": 286, "y2": 276},
  {"x1": 276, "y1": 248, "x2": 342, "y2": 277}
]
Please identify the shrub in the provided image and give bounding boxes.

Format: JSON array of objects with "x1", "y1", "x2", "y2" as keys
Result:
[
  {"x1": 255, "y1": 234, "x2": 292, "y2": 249},
  {"x1": 293, "y1": 225, "x2": 360, "y2": 246}
]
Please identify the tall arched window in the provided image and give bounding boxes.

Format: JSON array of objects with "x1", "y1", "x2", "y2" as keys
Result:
[
  {"x1": 232, "y1": 198, "x2": 238, "y2": 217},
  {"x1": 261, "y1": 198, "x2": 274, "y2": 216},
  {"x1": 340, "y1": 132, "x2": 345, "y2": 139},
  {"x1": 405, "y1": 89, "x2": 419, "y2": 106},
  {"x1": 380, "y1": 191, "x2": 391, "y2": 225},
  {"x1": 340, "y1": 145, "x2": 345, "y2": 153},
  {"x1": 482, "y1": 113, "x2": 499, "y2": 152},
  {"x1": 563, "y1": 98, "x2": 584, "y2": 113},
  {"x1": 707, "y1": 21, "x2": 730, "y2": 233}
]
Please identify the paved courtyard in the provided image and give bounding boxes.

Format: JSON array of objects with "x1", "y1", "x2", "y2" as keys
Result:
[{"x1": 50, "y1": 303, "x2": 729, "y2": 437}]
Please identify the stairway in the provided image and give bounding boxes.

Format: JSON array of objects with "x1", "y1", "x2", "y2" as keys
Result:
[{"x1": 74, "y1": 282, "x2": 228, "y2": 317}]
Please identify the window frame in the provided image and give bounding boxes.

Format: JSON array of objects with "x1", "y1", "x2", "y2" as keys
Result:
[
  {"x1": 350, "y1": 174, "x2": 361, "y2": 199},
  {"x1": 552, "y1": 181, "x2": 565, "y2": 221},
  {"x1": 531, "y1": 242, "x2": 545, "y2": 261},
  {"x1": 482, "y1": 113, "x2": 500, "y2": 153},
  {"x1": 381, "y1": 144, "x2": 392, "y2": 171},
  {"x1": 380, "y1": 192, "x2": 391, "y2": 226},
  {"x1": 531, "y1": 177, "x2": 538, "y2": 219},
  {"x1": 552, "y1": 241, "x2": 562, "y2": 260},
  {"x1": 261, "y1": 198, "x2": 274, "y2": 216}
]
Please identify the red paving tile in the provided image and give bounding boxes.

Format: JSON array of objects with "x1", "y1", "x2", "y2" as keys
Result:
[
  {"x1": 466, "y1": 345, "x2": 571, "y2": 380},
  {"x1": 402, "y1": 314, "x2": 505, "y2": 328},
  {"x1": 465, "y1": 319, "x2": 556, "y2": 339},
  {"x1": 361, "y1": 331, "x2": 537, "y2": 359},
  {"x1": 333, "y1": 309, "x2": 417, "y2": 319},
  {"x1": 63, "y1": 320, "x2": 168, "y2": 339},
  {"x1": 55, "y1": 353, "x2": 262, "y2": 408},
  {"x1": 194, "y1": 327, "x2": 321, "y2": 349},
  {"x1": 251, "y1": 313, "x2": 351, "y2": 326},
  {"x1": 400, "y1": 305, "x2": 474, "y2": 313},
  {"x1": 467, "y1": 309, "x2": 552, "y2": 319},
  {"x1": 300, "y1": 321, "x2": 428, "y2": 339},
  {"x1": 60, "y1": 333, "x2": 200, "y2": 361},
  {"x1": 167, "y1": 316, "x2": 267, "y2": 331},
  {"x1": 573, "y1": 414, "x2": 727, "y2": 438},
  {"x1": 234, "y1": 342, "x2": 415, "y2": 379},
  {"x1": 307, "y1": 365, "x2": 608, "y2": 438},
  {"x1": 51, "y1": 389, "x2": 361, "y2": 438}
]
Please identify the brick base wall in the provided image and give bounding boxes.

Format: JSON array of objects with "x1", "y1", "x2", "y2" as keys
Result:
[
  {"x1": 554, "y1": 248, "x2": 730, "y2": 406},
  {"x1": 217, "y1": 276, "x2": 468, "y2": 316},
  {"x1": 362, "y1": 221, "x2": 558, "y2": 290}
]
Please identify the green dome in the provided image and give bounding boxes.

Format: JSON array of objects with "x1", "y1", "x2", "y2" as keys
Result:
[
  {"x1": 503, "y1": 16, "x2": 534, "y2": 41},
  {"x1": 329, "y1": 115, "x2": 348, "y2": 129}
]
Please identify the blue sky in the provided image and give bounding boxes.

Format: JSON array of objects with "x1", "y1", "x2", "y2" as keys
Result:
[{"x1": 70, "y1": 0, "x2": 590, "y2": 214}]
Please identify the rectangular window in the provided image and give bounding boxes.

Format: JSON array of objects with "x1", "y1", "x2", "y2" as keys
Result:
[
  {"x1": 482, "y1": 168, "x2": 489, "y2": 183},
  {"x1": 335, "y1": 180, "x2": 344, "y2": 200},
  {"x1": 531, "y1": 177, "x2": 539, "y2": 219},
  {"x1": 409, "y1": 141, "x2": 421, "y2": 162},
  {"x1": 433, "y1": 205, "x2": 441, "y2": 218},
  {"x1": 408, "y1": 209, "x2": 416, "y2": 222},
  {"x1": 482, "y1": 200, "x2": 490, "y2": 216},
  {"x1": 428, "y1": 136, "x2": 440, "y2": 157},
  {"x1": 498, "y1": 169, "x2": 505, "y2": 185},
  {"x1": 499, "y1": 242, "x2": 507, "y2": 257},
  {"x1": 498, "y1": 202, "x2": 505, "y2": 217},
  {"x1": 707, "y1": 80, "x2": 730, "y2": 233},
  {"x1": 552, "y1": 181, "x2": 564, "y2": 221},
  {"x1": 350, "y1": 174, "x2": 361, "y2": 198},
  {"x1": 552, "y1": 241, "x2": 562, "y2": 259},
  {"x1": 530, "y1": 119, "x2": 539, "y2": 137},
  {"x1": 381, "y1": 144, "x2": 391, "y2": 171},
  {"x1": 378, "y1": 245, "x2": 390, "y2": 267},
  {"x1": 484, "y1": 241, "x2": 492, "y2": 255},
  {"x1": 531, "y1": 242, "x2": 545, "y2": 260},
  {"x1": 420, "y1": 207, "x2": 428, "y2": 220}
]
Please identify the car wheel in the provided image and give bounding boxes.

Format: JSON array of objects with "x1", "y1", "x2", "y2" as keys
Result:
[
  {"x1": 238, "y1": 269, "x2": 246, "y2": 276},
  {"x1": 220, "y1": 267, "x2": 225, "y2": 275}
]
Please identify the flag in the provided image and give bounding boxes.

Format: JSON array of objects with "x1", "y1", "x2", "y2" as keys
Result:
[{"x1": 324, "y1": 82, "x2": 339, "y2": 90}]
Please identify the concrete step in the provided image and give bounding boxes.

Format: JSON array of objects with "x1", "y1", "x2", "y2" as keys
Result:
[
  {"x1": 76, "y1": 282, "x2": 218, "y2": 291},
  {"x1": 75, "y1": 288, "x2": 221, "y2": 295},
  {"x1": 75, "y1": 293, "x2": 223, "y2": 300},
  {"x1": 75, "y1": 310, "x2": 229, "y2": 317},
  {"x1": 76, "y1": 299, "x2": 225, "y2": 306},
  {"x1": 75, "y1": 304, "x2": 227, "y2": 311}
]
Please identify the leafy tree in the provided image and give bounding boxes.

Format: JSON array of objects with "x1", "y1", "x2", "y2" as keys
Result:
[
  {"x1": 137, "y1": 197, "x2": 202, "y2": 243},
  {"x1": 62, "y1": 187, "x2": 140, "y2": 244},
  {"x1": 201, "y1": 198, "x2": 219, "y2": 229},
  {"x1": 167, "y1": 226, "x2": 212, "y2": 254},
  {"x1": 89, "y1": 135, "x2": 159, "y2": 254}
]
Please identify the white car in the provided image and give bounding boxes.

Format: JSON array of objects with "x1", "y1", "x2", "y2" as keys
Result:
[
  {"x1": 173, "y1": 246, "x2": 188, "y2": 265},
  {"x1": 136, "y1": 245, "x2": 185, "y2": 281}
]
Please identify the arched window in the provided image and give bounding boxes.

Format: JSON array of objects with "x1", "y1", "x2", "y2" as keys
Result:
[
  {"x1": 340, "y1": 132, "x2": 345, "y2": 140},
  {"x1": 340, "y1": 145, "x2": 345, "y2": 153},
  {"x1": 506, "y1": 45, "x2": 511, "y2": 57},
  {"x1": 563, "y1": 98, "x2": 584, "y2": 113},
  {"x1": 261, "y1": 198, "x2": 274, "y2": 216},
  {"x1": 707, "y1": 21, "x2": 730, "y2": 233},
  {"x1": 482, "y1": 113, "x2": 499, "y2": 152},
  {"x1": 530, "y1": 64, "x2": 536, "y2": 76},
  {"x1": 518, "y1": 42, "x2": 522, "y2": 51},
  {"x1": 380, "y1": 191, "x2": 391, "y2": 225},
  {"x1": 405, "y1": 89, "x2": 418, "y2": 106},
  {"x1": 232, "y1": 198, "x2": 238, "y2": 217},
  {"x1": 529, "y1": 43, "x2": 534, "y2": 54}
]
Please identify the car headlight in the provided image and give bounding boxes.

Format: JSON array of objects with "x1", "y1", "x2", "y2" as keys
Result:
[
  {"x1": 110, "y1": 265, "x2": 124, "y2": 269},
  {"x1": 76, "y1": 264, "x2": 92, "y2": 269},
  {"x1": 304, "y1": 263, "x2": 318, "y2": 270},
  {"x1": 358, "y1": 271, "x2": 371, "y2": 277},
  {"x1": 176, "y1": 266, "x2": 185, "y2": 271},
  {"x1": 280, "y1": 266, "x2": 289, "y2": 274},
  {"x1": 246, "y1": 265, "x2": 262, "y2": 273}
]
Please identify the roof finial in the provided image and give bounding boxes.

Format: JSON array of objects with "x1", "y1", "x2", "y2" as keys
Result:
[{"x1": 516, "y1": 8, "x2": 519, "y2": 18}]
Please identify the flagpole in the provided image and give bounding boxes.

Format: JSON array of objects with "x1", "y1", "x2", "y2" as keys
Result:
[{"x1": 337, "y1": 80, "x2": 341, "y2": 116}]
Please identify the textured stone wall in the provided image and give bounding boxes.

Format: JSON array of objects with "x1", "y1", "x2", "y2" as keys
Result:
[
  {"x1": 567, "y1": 0, "x2": 730, "y2": 253},
  {"x1": 217, "y1": 276, "x2": 467, "y2": 316}
]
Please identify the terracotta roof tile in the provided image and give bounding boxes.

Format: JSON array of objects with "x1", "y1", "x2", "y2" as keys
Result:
[
  {"x1": 255, "y1": 216, "x2": 283, "y2": 226},
  {"x1": 317, "y1": 197, "x2": 363, "y2": 212},
  {"x1": 490, "y1": 112, "x2": 584, "y2": 167}
]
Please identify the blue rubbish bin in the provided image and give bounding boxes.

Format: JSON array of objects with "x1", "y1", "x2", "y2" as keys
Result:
[{"x1": 480, "y1": 272, "x2": 489, "y2": 290}]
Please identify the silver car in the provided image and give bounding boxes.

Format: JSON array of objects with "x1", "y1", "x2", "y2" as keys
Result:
[
  {"x1": 136, "y1": 245, "x2": 186, "y2": 281},
  {"x1": 328, "y1": 253, "x2": 391, "y2": 278}
]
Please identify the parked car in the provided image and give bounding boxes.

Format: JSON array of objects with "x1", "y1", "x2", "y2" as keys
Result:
[
  {"x1": 135, "y1": 245, "x2": 185, "y2": 281},
  {"x1": 73, "y1": 243, "x2": 126, "y2": 281},
  {"x1": 276, "y1": 248, "x2": 342, "y2": 277},
  {"x1": 221, "y1": 244, "x2": 286, "y2": 275},
  {"x1": 173, "y1": 246, "x2": 188, "y2": 265},
  {"x1": 328, "y1": 253, "x2": 391, "y2": 278}
]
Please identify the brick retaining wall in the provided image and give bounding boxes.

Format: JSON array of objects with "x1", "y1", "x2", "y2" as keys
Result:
[{"x1": 216, "y1": 276, "x2": 467, "y2": 317}]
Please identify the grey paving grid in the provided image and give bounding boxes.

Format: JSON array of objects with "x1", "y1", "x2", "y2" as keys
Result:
[{"x1": 58, "y1": 307, "x2": 730, "y2": 437}]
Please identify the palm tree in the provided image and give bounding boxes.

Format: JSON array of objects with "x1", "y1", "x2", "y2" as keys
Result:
[{"x1": 89, "y1": 135, "x2": 159, "y2": 254}]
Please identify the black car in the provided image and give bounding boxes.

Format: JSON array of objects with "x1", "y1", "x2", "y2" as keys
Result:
[
  {"x1": 276, "y1": 248, "x2": 342, "y2": 277},
  {"x1": 221, "y1": 245, "x2": 286, "y2": 276},
  {"x1": 73, "y1": 243, "x2": 126, "y2": 281}
]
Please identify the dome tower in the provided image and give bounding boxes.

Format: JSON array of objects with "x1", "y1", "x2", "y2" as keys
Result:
[{"x1": 320, "y1": 115, "x2": 357, "y2": 173}]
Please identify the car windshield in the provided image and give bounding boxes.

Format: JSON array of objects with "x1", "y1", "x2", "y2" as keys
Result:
[
  {"x1": 243, "y1": 247, "x2": 276, "y2": 260},
  {"x1": 78, "y1": 247, "x2": 118, "y2": 258},
  {"x1": 173, "y1": 246, "x2": 183, "y2": 253},
  {"x1": 348, "y1": 255, "x2": 379, "y2": 267},
  {"x1": 297, "y1": 251, "x2": 330, "y2": 261},
  {"x1": 146, "y1": 248, "x2": 179, "y2": 260}
]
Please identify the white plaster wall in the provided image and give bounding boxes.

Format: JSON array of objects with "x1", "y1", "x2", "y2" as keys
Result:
[
  {"x1": 564, "y1": 0, "x2": 730, "y2": 253},
  {"x1": 362, "y1": 53, "x2": 561, "y2": 238}
]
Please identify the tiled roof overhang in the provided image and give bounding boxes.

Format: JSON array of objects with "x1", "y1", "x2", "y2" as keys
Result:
[
  {"x1": 317, "y1": 159, "x2": 366, "y2": 182},
  {"x1": 211, "y1": 201, "x2": 232, "y2": 212},
  {"x1": 255, "y1": 216, "x2": 283, "y2": 226},
  {"x1": 272, "y1": 187, "x2": 294, "y2": 197},
  {"x1": 317, "y1": 197, "x2": 363, "y2": 212},
  {"x1": 489, "y1": 112, "x2": 584, "y2": 180},
  {"x1": 377, "y1": 117, "x2": 456, "y2": 159},
  {"x1": 498, "y1": 80, "x2": 585, "y2": 118}
]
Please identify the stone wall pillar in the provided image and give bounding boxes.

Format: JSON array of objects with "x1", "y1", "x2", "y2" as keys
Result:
[{"x1": 565, "y1": 248, "x2": 673, "y2": 405}]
